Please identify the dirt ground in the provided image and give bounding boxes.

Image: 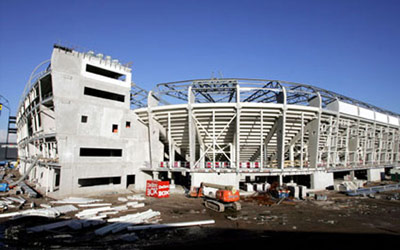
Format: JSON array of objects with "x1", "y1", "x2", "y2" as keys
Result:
[{"x1": 1, "y1": 183, "x2": 400, "y2": 250}]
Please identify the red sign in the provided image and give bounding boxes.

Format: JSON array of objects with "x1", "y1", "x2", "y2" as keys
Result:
[{"x1": 146, "y1": 180, "x2": 170, "y2": 198}]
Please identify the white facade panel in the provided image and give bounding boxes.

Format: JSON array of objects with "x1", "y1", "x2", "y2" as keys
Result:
[
  {"x1": 388, "y1": 116, "x2": 399, "y2": 126},
  {"x1": 358, "y1": 107, "x2": 375, "y2": 120},
  {"x1": 338, "y1": 101, "x2": 358, "y2": 116},
  {"x1": 375, "y1": 112, "x2": 388, "y2": 123}
]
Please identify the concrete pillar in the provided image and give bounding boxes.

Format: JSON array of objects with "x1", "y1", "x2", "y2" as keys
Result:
[
  {"x1": 350, "y1": 170, "x2": 356, "y2": 180},
  {"x1": 147, "y1": 91, "x2": 159, "y2": 169},
  {"x1": 235, "y1": 84, "x2": 241, "y2": 171},
  {"x1": 49, "y1": 168, "x2": 55, "y2": 192},
  {"x1": 308, "y1": 94, "x2": 322, "y2": 169},
  {"x1": 134, "y1": 171, "x2": 153, "y2": 191},
  {"x1": 276, "y1": 116, "x2": 286, "y2": 170},
  {"x1": 311, "y1": 171, "x2": 334, "y2": 190},
  {"x1": 188, "y1": 86, "x2": 196, "y2": 169},
  {"x1": 367, "y1": 168, "x2": 384, "y2": 182},
  {"x1": 307, "y1": 118, "x2": 321, "y2": 169}
]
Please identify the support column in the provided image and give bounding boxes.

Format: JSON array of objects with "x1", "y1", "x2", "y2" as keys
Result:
[
  {"x1": 277, "y1": 87, "x2": 287, "y2": 170},
  {"x1": 260, "y1": 110, "x2": 264, "y2": 170},
  {"x1": 300, "y1": 113, "x2": 304, "y2": 169},
  {"x1": 235, "y1": 85, "x2": 241, "y2": 171},
  {"x1": 168, "y1": 112, "x2": 173, "y2": 169},
  {"x1": 289, "y1": 145, "x2": 294, "y2": 166},
  {"x1": 49, "y1": 168, "x2": 55, "y2": 192},
  {"x1": 147, "y1": 91, "x2": 159, "y2": 169},
  {"x1": 153, "y1": 171, "x2": 160, "y2": 181},
  {"x1": 212, "y1": 110, "x2": 216, "y2": 169},
  {"x1": 308, "y1": 94, "x2": 322, "y2": 169},
  {"x1": 188, "y1": 87, "x2": 196, "y2": 170}
]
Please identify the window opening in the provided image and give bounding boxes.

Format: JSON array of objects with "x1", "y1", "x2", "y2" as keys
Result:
[
  {"x1": 81, "y1": 115, "x2": 88, "y2": 123},
  {"x1": 112, "y1": 124, "x2": 118, "y2": 133},
  {"x1": 86, "y1": 64, "x2": 126, "y2": 81},
  {"x1": 84, "y1": 87, "x2": 125, "y2": 102},
  {"x1": 79, "y1": 148, "x2": 122, "y2": 157},
  {"x1": 78, "y1": 176, "x2": 121, "y2": 187}
]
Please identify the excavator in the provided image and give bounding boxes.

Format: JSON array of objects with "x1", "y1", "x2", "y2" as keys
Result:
[{"x1": 189, "y1": 182, "x2": 241, "y2": 212}]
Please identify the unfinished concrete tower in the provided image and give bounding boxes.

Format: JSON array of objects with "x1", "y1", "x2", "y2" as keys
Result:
[{"x1": 16, "y1": 45, "x2": 151, "y2": 196}]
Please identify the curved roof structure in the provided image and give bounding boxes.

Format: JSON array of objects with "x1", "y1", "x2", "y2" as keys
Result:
[{"x1": 152, "y1": 78, "x2": 399, "y2": 118}]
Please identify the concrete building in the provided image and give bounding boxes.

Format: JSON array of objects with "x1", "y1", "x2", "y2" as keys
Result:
[
  {"x1": 16, "y1": 45, "x2": 152, "y2": 196},
  {"x1": 17, "y1": 45, "x2": 400, "y2": 196}
]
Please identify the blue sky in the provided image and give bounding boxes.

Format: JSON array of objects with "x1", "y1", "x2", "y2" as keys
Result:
[{"x1": 0, "y1": 0, "x2": 399, "y2": 135}]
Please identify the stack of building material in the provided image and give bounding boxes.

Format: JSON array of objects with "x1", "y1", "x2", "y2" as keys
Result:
[
  {"x1": 18, "y1": 181, "x2": 38, "y2": 198},
  {"x1": 127, "y1": 201, "x2": 145, "y2": 208},
  {"x1": 1, "y1": 196, "x2": 26, "y2": 209},
  {"x1": 75, "y1": 201, "x2": 146, "y2": 220},
  {"x1": 254, "y1": 183, "x2": 264, "y2": 192},
  {"x1": 127, "y1": 195, "x2": 146, "y2": 201},
  {"x1": 118, "y1": 197, "x2": 128, "y2": 202},
  {"x1": 75, "y1": 206, "x2": 112, "y2": 219},
  {"x1": 51, "y1": 197, "x2": 103, "y2": 204},
  {"x1": 127, "y1": 220, "x2": 215, "y2": 231},
  {"x1": 0, "y1": 204, "x2": 78, "y2": 219},
  {"x1": 78, "y1": 203, "x2": 112, "y2": 208},
  {"x1": 336, "y1": 180, "x2": 366, "y2": 191},
  {"x1": 27, "y1": 218, "x2": 105, "y2": 233},
  {"x1": 286, "y1": 182, "x2": 308, "y2": 199},
  {"x1": 95, "y1": 209, "x2": 161, "y2": 236},
  {"x1": 244, "y1": 183, "x2": 254, "y2": 192}
]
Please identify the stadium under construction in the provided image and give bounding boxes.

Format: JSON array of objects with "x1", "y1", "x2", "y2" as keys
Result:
[{"x1": 15, "y1": 45, "x2": 400, "y2": 196}]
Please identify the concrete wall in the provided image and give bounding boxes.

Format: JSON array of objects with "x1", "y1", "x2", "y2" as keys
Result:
[
  {"x1": 311, "y1": 171, "x2": 334, "y2": 190},
  {"x1": 367, "y1": 168, "x2": 384, "y2": 182},
  {"x1": 17, "y1": 47, "x2": 151, "y2": 196},
  {"x1": 50, "y1": 48, "x2": 150, "y2": 195}
]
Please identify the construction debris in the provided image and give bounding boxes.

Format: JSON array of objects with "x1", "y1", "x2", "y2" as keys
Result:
[
  {"x1": 127, "y1": 195, "x2": 146, "y2": 201},
  {"x1": 78, "y1": 203, "x2": 112, "y2": 207},
  {"x1": 127, "y1": 219, "x2": 215, "y2": 231},
  {"x1": 0, "y1": 205, "x2": 78, "y2": 219},
  {"x1": 345, "y1": 183, "x2": 400, "y2": 196},
  {"x1": 27, "y1": 218, "x2": 106, "y2": 233},
  {"x1": 75, "y1": 206, "x2": 112, "y2": 219},
  {"x1": 18, "y1": 181, "x2": 38, "y2": 198},
  {"x1": 95, "y1": 209, "x2": 161, "y2": 236},
  {"x1": 51, "y1": 197, "x2": 103, "y2": 204}
]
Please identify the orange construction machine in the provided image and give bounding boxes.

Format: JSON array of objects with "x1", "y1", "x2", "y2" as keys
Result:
[{"x1": 189, "y1": 182, "x2": 241, "y2": 212}]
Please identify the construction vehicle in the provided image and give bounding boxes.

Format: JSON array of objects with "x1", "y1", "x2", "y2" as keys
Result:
[{"x1": 189, "y1": 182, "x2": 241, "y2": 212}]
